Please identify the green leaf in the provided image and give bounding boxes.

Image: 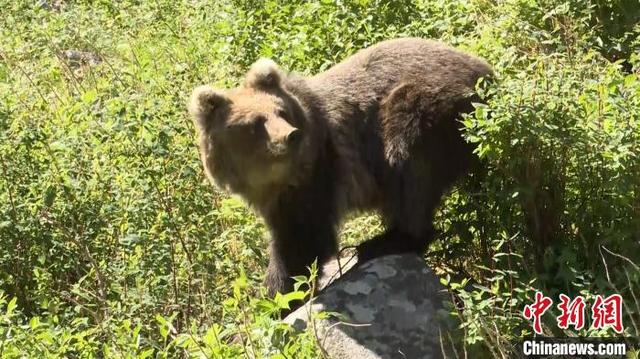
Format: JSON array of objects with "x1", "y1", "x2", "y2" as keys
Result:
[
  {"x1": 81, "y1": 89, "x2": 98, "y2": 104},
  {"x1": 624, "y1": 74, "x2": 637, "y2": 87},
  {"x1": 138, "y1": 349, "x2": 155, "y2": 359},
  {"x1": 283, "y1": 290, "x2": 306, "y2": 303},
  {"x1": 6, "y1": 297, "x2": 17, "y2": 316},
  {"x1": 43, "y1": 185, "x2": 57, "y2": 207}
]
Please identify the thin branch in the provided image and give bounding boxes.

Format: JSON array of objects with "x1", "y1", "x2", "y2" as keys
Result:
[{"x1": 601, "y1": 245, "x2": 640, "y2": 271}]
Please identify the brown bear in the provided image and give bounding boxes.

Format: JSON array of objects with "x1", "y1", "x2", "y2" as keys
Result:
[{"x1": 188, "y1": 38, "x2": 492, "y2": 297}]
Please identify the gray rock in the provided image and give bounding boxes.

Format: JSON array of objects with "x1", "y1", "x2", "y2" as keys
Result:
[
  {"x1": 284, "y1": 254, "x2": 457, "y2": 359},
  {"x1": 62, "y1": 50, "x2": 101, "y2": 67},
  {"x1": 37, "y1": 0, "x2": 63, "y2": 11}
]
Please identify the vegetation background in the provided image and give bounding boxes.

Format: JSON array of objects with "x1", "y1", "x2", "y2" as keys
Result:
[{"x1": 1, "y1": 0, "x2": 639, "y2": 357}]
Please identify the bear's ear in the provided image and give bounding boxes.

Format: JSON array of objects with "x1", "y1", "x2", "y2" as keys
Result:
[
  {"x1": 188, "y1": 85, "x2": 229, "y2": 130},
  {"x1": 244, "y1": 58, "x2": 282, "y2": 90}
]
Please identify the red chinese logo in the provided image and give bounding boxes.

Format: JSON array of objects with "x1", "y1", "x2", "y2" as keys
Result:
[
  {"x1": 556, "y1": 294, "x2": 586, "y2": 330},
  {"x1": 523, "y1": 291, "x2": 553, "y2": 334},
  {"x1": 524, "y1": 293, "x2": 624, "y2": 334},
  {"x1": 591, "y1": 294, "x2": 624, "y2": 333}
]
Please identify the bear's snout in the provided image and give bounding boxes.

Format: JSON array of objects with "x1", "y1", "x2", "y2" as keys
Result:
[
  {"x1": 267, "y1": 131, "x2": 300, "y2": 157},
  {"x1": 286, "y1": 129, "x2": 302, "y2": 148},
  {"x1": 264, "y1": 117, "x2": 301, "y2": 156}
]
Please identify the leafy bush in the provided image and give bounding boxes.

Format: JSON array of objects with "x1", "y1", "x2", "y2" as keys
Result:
[{"x1": 1, "y1": 0, "x2": 638, "y2": 357}]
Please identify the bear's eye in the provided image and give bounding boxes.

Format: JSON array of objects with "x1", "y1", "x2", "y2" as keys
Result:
[
  {"x1": 277, "y1": 109, "x2": 290, "y2": 122},
  {"x1": 249, "y1": 115, "x2": 266, "y2": 135},
  {"x1": 227, "y1": 116, "x2": 264, "y2": 135}
]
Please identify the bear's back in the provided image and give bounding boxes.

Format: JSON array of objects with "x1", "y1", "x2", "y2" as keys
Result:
[{"x1": 308, "y1": 38, "x2": 492, "y2": 111}]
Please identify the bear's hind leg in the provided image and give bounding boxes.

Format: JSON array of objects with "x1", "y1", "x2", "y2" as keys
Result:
[
  {"x1": 357, "y1": 116, "x2": 473, "y2": 263},
  {"x1": 356, "y1": 80, "x2": 477, "y2": 264},
  {"x1": 356, "y1": 152, "x2": 444, "y2": 263},
  {"x1": 356, "y1": 225, "x2": 435, "y2": 263}
]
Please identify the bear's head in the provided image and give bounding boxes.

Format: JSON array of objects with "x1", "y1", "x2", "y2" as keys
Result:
[{"x1": 188, "y1": 59, "x2": 314, "y2": 203}]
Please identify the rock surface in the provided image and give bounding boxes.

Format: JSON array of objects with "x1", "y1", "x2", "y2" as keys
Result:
[
  {"x1": 62, "y1": 50, "x2": 101, "y2": 67},
  {"x1": 284, "y1": 254, "x2": 456, "y2": 359}
]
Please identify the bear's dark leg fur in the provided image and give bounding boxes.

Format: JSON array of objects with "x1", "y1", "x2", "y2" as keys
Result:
[
  {"x1": 357, "y1": 81, "x2": 478, "y2": 264},
  {"x1": 357, "y1": 151, "x2": 444, "y2": 262},
  {"x1": 264, "y1": 212, "x2": 337, "y2": 297},
  {"x1": 356, "y1": 226, "x2": 436, "y2": 263},
  {"x1": 264, "y1": 210, "x2": 336, "y2": 316},
  {"x1": 263, "y1": 144, "x2": 339, "y2": 299}
]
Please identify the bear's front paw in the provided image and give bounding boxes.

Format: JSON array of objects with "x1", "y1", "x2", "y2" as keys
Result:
[{"x1": 355, "y1": 236, "x2": 391, "y2": 265}]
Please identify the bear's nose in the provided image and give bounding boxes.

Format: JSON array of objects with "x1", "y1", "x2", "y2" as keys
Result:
[{"x1": 286, "y1": 129, "x2": 302, "y2": 147}]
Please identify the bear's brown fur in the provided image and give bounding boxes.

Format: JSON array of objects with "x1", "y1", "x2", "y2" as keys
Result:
[{"x1": 188, "y1": 38, "x2": 492, "y2": 297}]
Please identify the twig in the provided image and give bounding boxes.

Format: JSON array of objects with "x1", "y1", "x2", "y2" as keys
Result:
[
  {"x1": 624, "y1": 268, "x2": 640, "y2": 335},
  {"x1": 239, "y1": 298, "x2": 258, "y2": 359},
  {"x1": 601, "y1": 245, "x2": 640, "y2": 271},
  {"x1": 598, "y1": 245, "x2": 611, "y2": 282},
  {"x1": 0, "y1": 51, "x2": 58, "y2": 105}
]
